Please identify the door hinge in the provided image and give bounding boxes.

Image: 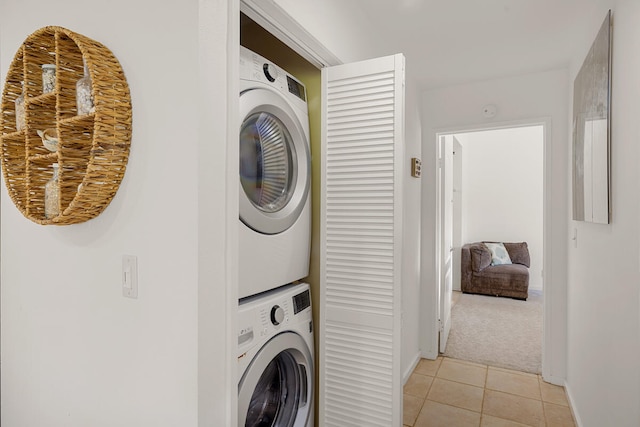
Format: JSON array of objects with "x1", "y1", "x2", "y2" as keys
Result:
[{"x1": 438, "y1": 319, "x2": 444, "y2": 333}]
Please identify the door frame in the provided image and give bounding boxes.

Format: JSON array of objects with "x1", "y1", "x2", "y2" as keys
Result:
[
  {"x1": 198, "y1": 1, "x2": 239, "y2": 425},
  {"x1": 437, "y1": 135, "x2": 454, "y2": 353},
  {"x1": 431, "y1": 117, "x2": 556, "y2": 383},
  {"x1": 240, "y1": 0, "x2": 341, "y2": 69}
]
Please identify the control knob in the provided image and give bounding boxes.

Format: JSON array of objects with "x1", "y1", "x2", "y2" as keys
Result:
[
  {"x1": 263, "y1": 63, "x2": 278, "y2": 82},
  {"x1": 270, "y1": 305, "x2": 285, "y2": 326}
]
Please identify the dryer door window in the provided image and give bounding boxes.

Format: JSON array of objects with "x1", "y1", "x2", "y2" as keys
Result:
[
  {"x1": 240, "y1": 112, "x2": 295, "y2": 214},
  {"x1": 239, "y1": 332, "x2": 313, "y2": 427},
  {"x1": 239, "y1": 88, "x2": 310, "y2": 235}
]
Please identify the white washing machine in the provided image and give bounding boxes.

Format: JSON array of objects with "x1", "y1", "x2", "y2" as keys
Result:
[
  {"x1": 238, "y1": 46, "x2": 312, "y2": 299},
  {"x1": 238, "y1": 283, "x2": 314, "y2": 427}
]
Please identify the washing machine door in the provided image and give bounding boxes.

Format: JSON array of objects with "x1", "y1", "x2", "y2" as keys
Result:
[
  {"x1": 239, "y1": 88, "x2": 310, "y2": 235},
  {"x1": 238, "y1": 332, "x2": 313, "y2": 427}
]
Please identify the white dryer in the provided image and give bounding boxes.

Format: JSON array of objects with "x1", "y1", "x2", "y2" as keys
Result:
[
  {"x1": 239, "y1": 46, "x2": 311, "y2": 299},
  {"x1": 238, "y1": 283, "x2": 314, "y2": 427}
]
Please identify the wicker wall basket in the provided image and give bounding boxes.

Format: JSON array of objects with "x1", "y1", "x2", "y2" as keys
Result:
[{"x1": 0, "y1": 26, "x2": 132, "y2": 225}]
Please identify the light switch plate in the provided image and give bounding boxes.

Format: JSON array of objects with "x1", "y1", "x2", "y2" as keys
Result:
[{"x1": 122, "y1": 255, "x2": 138, "y2": 299}]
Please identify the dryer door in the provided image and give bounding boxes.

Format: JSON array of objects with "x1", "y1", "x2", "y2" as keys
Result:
[
  {"x1": 238, "y1": 332, "x2": 313, "y2": 427},
  {"x1": 239, "y1": 88, "x2": 310, "y2": 235}
]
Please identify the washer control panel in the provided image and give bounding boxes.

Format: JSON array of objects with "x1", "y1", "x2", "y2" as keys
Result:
[
  {"x1": 258, "y1": 299, "x2": 290, "y2": 334},
  {"x1": 238, "y1": 284, "x2": 312, "y2": 353}
]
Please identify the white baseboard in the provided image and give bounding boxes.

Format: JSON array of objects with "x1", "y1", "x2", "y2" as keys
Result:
[
  {"x1": 403, "y1": 352, "x2": 422, "y2": 385},
  {"x1": 564, "y1": 381, "x2": 583, "y2": 427},
  {"x1": 541, "y1": 373, "x2": 564, "y2": 386},
  {"x1": 421, "y1": 348, "x2": 439, "y2": 361}
]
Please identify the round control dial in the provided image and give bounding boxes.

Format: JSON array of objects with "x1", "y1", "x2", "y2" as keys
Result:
[
  {"x1": 270, "y1": 305, "x2": 285, "y2": 326},
  {"x1": 263, "y1": 63, "x2": 278, "y2": 82}
]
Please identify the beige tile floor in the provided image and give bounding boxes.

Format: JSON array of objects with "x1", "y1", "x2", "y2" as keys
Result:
[{"x1": 404, "y1": 357, "x2": 576, "y2": 427}]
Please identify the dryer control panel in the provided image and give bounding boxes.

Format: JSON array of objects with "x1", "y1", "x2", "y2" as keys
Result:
[{"x1": 240, "y1": 46, "x2": 307, "y2": 106}]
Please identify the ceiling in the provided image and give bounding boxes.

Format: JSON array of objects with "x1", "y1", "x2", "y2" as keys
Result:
[{"x1": 351, "y1": 0, "x2": 598, "y2": 90}]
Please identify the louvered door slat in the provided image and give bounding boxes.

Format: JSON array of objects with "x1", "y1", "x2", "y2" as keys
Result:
[
  {"x1": 321, "y1": 53, "x2": 404, "y2": 427},
  {"x1": 326, "y1": 133, "x2": 395, "y2": 144}
]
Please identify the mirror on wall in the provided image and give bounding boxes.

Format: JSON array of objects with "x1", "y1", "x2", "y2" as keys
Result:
[{"x1": 572, "y1": 9, "x2": 612, "y2": 224}]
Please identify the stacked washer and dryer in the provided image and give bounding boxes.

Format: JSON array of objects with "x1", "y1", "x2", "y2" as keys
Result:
[{"x1": 237, "y1": 46, "x2": 314, "y2": 427}]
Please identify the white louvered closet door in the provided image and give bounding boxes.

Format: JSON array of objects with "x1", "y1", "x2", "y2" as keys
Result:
[{"x1": 320, "y1": 54, "x2": 405, "y2": 427}]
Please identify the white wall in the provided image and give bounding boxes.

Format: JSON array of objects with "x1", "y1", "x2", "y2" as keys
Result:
[
  {"x1": 456, "y1": 126, "x2": 544, "y2": 290},
  {"x1": 273, "y1": 0, "x2": 385, "y2": 64},
  {"x1": 421, "y1": 69, "x2": 569, "y2": 384},
  {"x1": 565, "y1": 1, "x2": 640, "y2": 425},
  {"x1": 0, "y1": 0, "x2": 234, "y2": 425}
]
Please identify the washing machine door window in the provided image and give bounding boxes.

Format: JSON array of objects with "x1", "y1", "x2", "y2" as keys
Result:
[
  {"x1": 239, "y1": 332, "x2": 313, "y2": 427},
  {"x1": 246, "y1": 350, "x2": 299, "y2": 426},
  {"x1": 239, "y1": 88, "x2": 310, "y2": 235}
]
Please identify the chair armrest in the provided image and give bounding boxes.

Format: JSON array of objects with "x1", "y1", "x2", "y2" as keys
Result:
[{"x1": 470, "y1": 244, "x2": 491, "y2": 271}]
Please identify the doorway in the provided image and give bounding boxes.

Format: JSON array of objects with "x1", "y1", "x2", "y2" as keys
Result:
[{"x1": 437, "y1": 123, "x2": 545, "y2": 373}]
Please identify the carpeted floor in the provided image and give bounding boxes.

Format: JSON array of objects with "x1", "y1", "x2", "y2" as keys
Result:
[{"x1": 443, "y1": 290, "x2": 543, "y2": 374}]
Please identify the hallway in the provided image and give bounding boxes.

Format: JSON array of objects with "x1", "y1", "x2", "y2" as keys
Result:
[{"x1": 403, "y1": 357, "x2": 575, "y2": 426}]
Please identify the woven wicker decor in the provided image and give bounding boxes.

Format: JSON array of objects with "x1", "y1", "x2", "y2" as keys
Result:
[{"x1": 0, "y1": 26, "x2": 132, "y2": 225}]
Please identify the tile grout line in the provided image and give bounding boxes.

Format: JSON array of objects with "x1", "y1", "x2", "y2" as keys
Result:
[
  {"x1": 421, "y1": 357, "x2": 444, "y2": 425},
  {"x1": 480, "y1": 361, "x2": 488, "y2": 423},
  {"x1": 409, "y1": 358, "x2": 442, "y2": 427},
  {"x1": 438, "y1": 355, "x2": 488, "y2": 423},
  {"x1": 538, "y1": 373, "x2": 547, "y2": 425}
]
